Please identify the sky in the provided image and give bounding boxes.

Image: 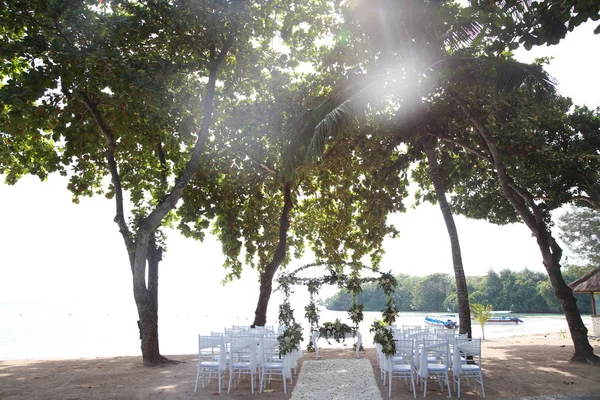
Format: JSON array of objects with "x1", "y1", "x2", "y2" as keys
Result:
[{"x1": 1, "y1": 21, "x2": 599, "y2": 315}]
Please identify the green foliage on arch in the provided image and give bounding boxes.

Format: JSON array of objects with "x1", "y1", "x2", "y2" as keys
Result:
[{"x1": 276, "y1": 261, "x2": 398, "y2": 355}]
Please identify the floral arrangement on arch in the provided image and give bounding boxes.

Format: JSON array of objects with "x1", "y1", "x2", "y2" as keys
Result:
[
  {"x1": 317, "y1": 318, "x2": 356, "y2": 344},
  {"x1": 277, "y1": 321, "x2": 303, "y2": 357},
  {"x1": 370, "y1": 318, "x2": 396, "y2": 356},
  {"x1": 276, "y1": 261, "x2": 398, "y2": 355}
]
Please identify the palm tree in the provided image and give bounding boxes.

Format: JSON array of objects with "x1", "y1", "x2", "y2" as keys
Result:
[
  {"x1": 470, "y1": 303, "x2": 493, "y2": 340},
  {"x1": 290, "y1": 0, "x2": 599, "y2": 363},
  {"x1": 292, "y1": 0, "x2": 488, "y2": 338}
]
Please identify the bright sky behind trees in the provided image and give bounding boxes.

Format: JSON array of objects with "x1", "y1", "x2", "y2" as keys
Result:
[{"x1": 1, "y1": 21, "x2": 599, "y2": 317}]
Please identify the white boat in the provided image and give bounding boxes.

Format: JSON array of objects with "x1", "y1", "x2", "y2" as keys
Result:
[
  {"x1": 482, "y1": 311, "x2": 524, "y2": 325},
  {"x1": 424, "y1": 314, "x2": 459, "y2": 329}
]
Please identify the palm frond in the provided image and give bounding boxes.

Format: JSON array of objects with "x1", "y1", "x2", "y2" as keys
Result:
[
  {"x1": 430, "y1": 55, "x2": 556, "y2": 97},
  {"x1": 310, "y1": 94, "x2": 366, "y2": 159},
  {"x1": 442, "y1": 20, "x2": 484, "y2": 52},
  {"x1": 283, "y1": 74, "x2": 386, "y2": 176},
  {"x1": 493, "y1": 60, "x2": 556, "y2": 94}
]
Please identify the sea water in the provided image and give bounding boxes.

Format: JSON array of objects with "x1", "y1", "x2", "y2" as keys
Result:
[{"x1": 1, "y1": 298, "x2": 592, "y2": 361}]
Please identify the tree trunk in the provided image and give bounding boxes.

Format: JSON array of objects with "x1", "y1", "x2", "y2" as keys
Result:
[
  {"x1": 130, "y1": 234, "x2": 165, "y2": 366},
  {"x1": 458, "y1": 99, "x2": 599, "y2": 363},
  {"x1": 423, "y1": 139, "x2": 472, "y2": 337},
  {"x1": 82, "y1": 38, "x2": 235, "y2": 366},
  {"x1": 252, "y1": 182, "x2": 292, "y2": 326},
  {"x1": 536, "y1": 229, "x2": 596, "y2": 362}
]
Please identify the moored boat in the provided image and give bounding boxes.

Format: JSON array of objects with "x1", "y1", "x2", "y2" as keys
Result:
[
  {"x1": 424, "y1": 314, "x2": 459, "y2": 329},
  {"x1": 482, "y1": 311, "x2": 524, "y2": 324}
]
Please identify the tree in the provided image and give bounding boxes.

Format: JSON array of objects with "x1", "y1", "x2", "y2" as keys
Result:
[
  {"x1": 177, "y1": 39, "x2": 409, "y2": 327},
  {"x1": 303, "y1": 0, "x2": 598, "y2": 361},
  {"x1": 472, "y1": 0, "x2": 600, "y2": 51},
  {"x1": 0, "y1": 0, "x2": 320, "y2": 365},
  {"x1": 447, "y1": 79, "x2": 599, "y2": 363},
  {"x1": 558, "y1": 206, "x2": 600, "y2": 266},
  {"x1": 470, "y1": 303, "x2": 492, "y2": 340},
  {"x1": 289, "y1": 0, "x2": 480, "y2": 337},
  {"x1": 411, "y1": 273, "x2": 454, "y2": 312}
]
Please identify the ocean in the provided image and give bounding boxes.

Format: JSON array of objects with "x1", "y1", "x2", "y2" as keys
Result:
[{"x1": 0, "y1": 299, "x2": 590, "y2": 361}]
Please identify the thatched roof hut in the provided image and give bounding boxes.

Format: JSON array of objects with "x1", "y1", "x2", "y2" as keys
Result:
[{"x1": 568, "y1": 267, "x2": 600, "y2": 315}]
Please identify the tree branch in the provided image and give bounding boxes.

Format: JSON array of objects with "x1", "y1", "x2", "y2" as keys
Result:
[{"x1": 81, "y1": 92, "x2": 135, "y2": 266}]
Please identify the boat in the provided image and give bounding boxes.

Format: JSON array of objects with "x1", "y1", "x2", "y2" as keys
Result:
[
  {"x1": 424, "y1": 314, "x2": 459, "y2": 329},
  {"x1": 482, "y1": 311, "x2": 524, "y2": 325}
]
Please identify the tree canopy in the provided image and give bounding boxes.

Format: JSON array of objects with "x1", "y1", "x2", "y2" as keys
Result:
[
  {"x1": 3, "y1": 0, "x2": 600, "y2": 364},
  {"x1": 559, "y1": 206, "x2": 600, "y2": 266}
]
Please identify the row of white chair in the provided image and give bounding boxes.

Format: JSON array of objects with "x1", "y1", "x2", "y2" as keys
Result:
[
  {"x1": 379, "y1": 335, "x2": 485, "y2": 398},
  {"x1": 379, "y1": 327, "x2": 468, "y2": 383},
  {"x1": 194, "y1": 326, "x2": 301, "y2": 395}
]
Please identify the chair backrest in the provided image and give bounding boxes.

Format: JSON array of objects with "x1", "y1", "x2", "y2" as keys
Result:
[
  {"x1": 453, "y1": 335, "x2": 471, "y2": 349},
  {"x1": 458, "y1": 338, "x2": 482, "y2": 357},
  {"x1": 403, "y1": 324, "x2": 422, "y2": 331},
  {"x1": 232, "y1": 325, "x2": 249, "y2": 330},
  {"x1": 453, "y1": 338, "x2": 482, "y2": 375},
  {"x1": 392, "y1": 329, "x2": 406, "y2": 341},
  {"x1": 418, "y1": 341, "x2": 449, "y2": 378},
  {"x1": 422, "y1": 338, "x2": 446, "y2": 348},
  {"x1": 260, "y1": 336, "x2": 281, "y2": 361},
  {"x1": 438, "y1": 330, "x2": 456, "y2": 340},
  {"x1": 198, "y1": 335, "x2": 226, "y2": 368},
  {"x1": 248, "y1": 326, "x2": 276, "y2": 338},
  {"x1": 395, "y1": 339, "x2": 415, "y2": 360},
  {"x1": 199, "y1": 334, "x2": 223, "y2": 350},
  {"x1": 229, "y1": 335, "x2": 258, "y2": 369}
]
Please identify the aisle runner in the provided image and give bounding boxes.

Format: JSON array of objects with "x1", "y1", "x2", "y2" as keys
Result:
[{"x1": 290, "y1": 359, "x2": 382, "y2": 400}]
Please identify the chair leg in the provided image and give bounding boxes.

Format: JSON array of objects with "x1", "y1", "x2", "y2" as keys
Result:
[
  {"x1": 194, "y1": 367, "x2": 200, "y2": 393},
  {"x1": 480, "y1": 373, "x2": 485, "y2": 398},
  {"x1": 259, "y1": 369, "x2": 264, "y2": 393}
]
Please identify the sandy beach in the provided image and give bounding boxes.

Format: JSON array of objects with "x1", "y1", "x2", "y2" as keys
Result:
[{"x1": 1, "y1": 334, "x2": 599, "y2": 399}]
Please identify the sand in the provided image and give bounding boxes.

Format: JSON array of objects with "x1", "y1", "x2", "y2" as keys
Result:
[{"x1": 1, "y1": 334, "x2": 599, "y2": 399}]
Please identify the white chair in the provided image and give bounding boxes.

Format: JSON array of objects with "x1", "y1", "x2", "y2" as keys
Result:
[
  {"x1": 421, "y1": 339, "x2": 447, "y2": 364},
  {"x1": 380, "y1": 330, "x2": 408, "y2": 384},
  {"x1": 452, "y1": 338, "x2": 485, "y2": 397},
  {"x1": 194, "y1": 335, "x2": 227, "y2": 394},
  {"x1": 386, "y1": 339, "x2": 417, "y2": 398},
  {"x1": 259, "y1": 336, "x2": 292, "y2": 393},
  {"x1": 227, "y1": 335, "x2": 258, "y2": 393},
  {"x1": 417, "y1": 341, "x2": 452, "y2": 397}
]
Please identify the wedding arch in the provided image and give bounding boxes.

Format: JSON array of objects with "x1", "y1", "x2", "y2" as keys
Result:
[{"x1": 276, "y1": 261, "x2": 399, "y2": 357}]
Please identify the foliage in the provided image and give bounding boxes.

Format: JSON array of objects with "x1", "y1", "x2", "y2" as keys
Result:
[
  {"x1": 325, "y1": 269, "x2": 595, "y2": 314},
  {"x1": 558, "y1": 206, "x2": 600, "y2": 266},
  {"x1": 472, "y1": 0, "x2": 600, "y2": 51},
  {"x1": 276, "y1": 261, "x2": 398, "y2": 354},
  {"x1": 277, "y1": 321, "x2": 304, "y2": 358},
  {"x1": 317, "y1": 319, "x2": 355, "y2": 344},
  {"x1": 411, "y1": 273, "x2": 455, "y2": 312},
  {"x1": 470, "y1": 303, "x2": 493, "y2": 340},
  {"x1": 370, "y1": 319, "x2": 396, "y2": 357},
  {"x1": 1, "y1": 0, "x2": 333, "y2": 364}
]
